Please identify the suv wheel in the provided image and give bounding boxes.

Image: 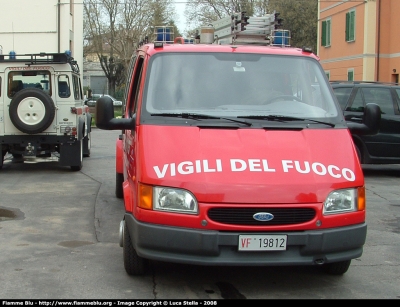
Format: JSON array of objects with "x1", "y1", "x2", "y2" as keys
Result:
[
  {"x1": 83, "y1": 132, "x2": 91, "y2": 157},
  {"x1": 9, "y1": 88, "x2": 56, "y2": 134}
]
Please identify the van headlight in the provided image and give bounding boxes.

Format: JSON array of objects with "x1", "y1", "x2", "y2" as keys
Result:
[
  {"x1": 153, "y1": 187, "x2": 198, "y2": 214},
  {"x1": 323, "y1": 188, "x2": 363, "y2": 214}
]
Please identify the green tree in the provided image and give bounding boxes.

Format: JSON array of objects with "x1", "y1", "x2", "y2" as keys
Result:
[
  {"x1": 148, "y1": 1, "x2": 183, "y2": 41},
  {"x1": 183, "y1": 0, "x2": 317, "y2": 52},
  {"x1": 268, "y1": 0, "x2": 318, "y2": 52}
]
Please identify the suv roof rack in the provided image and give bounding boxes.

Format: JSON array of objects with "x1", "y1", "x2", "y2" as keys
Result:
[{"x1": 0, "y1": 52, "x2": 80, "y2": 74}]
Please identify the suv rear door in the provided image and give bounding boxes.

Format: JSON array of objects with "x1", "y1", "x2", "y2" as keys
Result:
[{"x1": 4, "y1": 66, "x2": 57, "y2": 135}]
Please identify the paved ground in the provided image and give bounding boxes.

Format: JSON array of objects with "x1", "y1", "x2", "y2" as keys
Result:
[{"x1": 0, "y1": 129, "x2": 399, "y2": 299}]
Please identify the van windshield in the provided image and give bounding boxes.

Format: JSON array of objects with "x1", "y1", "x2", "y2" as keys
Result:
[{"x1": 143, "y1": 52, "x2": 339, "y2": 121}]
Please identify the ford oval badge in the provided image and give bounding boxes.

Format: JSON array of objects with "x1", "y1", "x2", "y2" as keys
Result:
[{"x1": 253, "y1": 212, "x2": 274, "y2": 222}]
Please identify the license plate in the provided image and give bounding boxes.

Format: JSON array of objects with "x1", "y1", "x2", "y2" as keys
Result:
[{"x1": 238, "y1": 235, "x2": 287, "y2": 251}]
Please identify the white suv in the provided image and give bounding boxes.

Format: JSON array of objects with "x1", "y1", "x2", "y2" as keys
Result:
[{"x1": 0, "y1": 52, "x2": 91, "y2": 170}]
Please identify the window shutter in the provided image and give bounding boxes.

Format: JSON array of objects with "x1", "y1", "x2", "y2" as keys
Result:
[
  {"x1": 327, "y1": 20, "x2": 331, "y2": 46},
  {"x1": 346, "y1": 12, "x2": 350, "y2": 41},
  {"x1": 322, "y1": 21, "x2": 326, "y2": 46},
  {"x1": 349, "y1": 11, "x2": 355, "y2": 41},
  {"x1": 348, "y1": 70, "x2": 354, "y2": 81}
]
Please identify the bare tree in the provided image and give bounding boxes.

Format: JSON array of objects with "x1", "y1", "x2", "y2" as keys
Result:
[
  {"x1": 184, "y1": 0, "x2": 270, "y2": 33},
  {"x1": 83, "y1": 0, "x2": 175, "y2": 96}
]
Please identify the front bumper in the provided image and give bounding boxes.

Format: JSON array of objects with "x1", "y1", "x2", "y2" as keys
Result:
[{"x1": 123, "y1": 213, "x2": 367, "y2": 266}]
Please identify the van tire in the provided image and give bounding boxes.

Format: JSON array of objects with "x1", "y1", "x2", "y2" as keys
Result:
[
  {"x1": 123, "y1": 222, "x2": 147, "y2": 275},
  {"x1": 9, "y1": 88, "x2": 55, "y2": 134},
  {"x1": 322, "y1": 260, "x2": 351, "y2": 275},
  {"x1": 116, "y1": 172, "x2": 124, "y2": 198}
]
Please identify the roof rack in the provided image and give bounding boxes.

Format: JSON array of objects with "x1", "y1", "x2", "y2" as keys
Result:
[
  {"x1": 0, "y1": 52, "x2": 80, "y2": 74},
  {"x1": 200, "y1": 11, "x2": 291, "y2": 47}
]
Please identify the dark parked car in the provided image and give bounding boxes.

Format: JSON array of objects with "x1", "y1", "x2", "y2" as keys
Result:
[
  {"x1": 331, "y1": 81, "x2": 400, "y2": 164},
  {"x1": 85, "y1": 94, "x2": 122, "y2": 107},
  {"x1": 84, "y1": 94, "x2": 102, "y2": 107}
]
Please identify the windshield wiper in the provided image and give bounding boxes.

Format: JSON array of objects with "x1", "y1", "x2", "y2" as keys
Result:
[
  {"x1": 151, "y1": 112, "x2": 252, "y2": 126},
  {"x1": 237, "y1": 115, "x2": 335, "y2": 127}
]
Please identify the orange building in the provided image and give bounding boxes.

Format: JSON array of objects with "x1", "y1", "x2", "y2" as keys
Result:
[{"x1": 318, "y1": 0, "x2": 400, "y2": 83}]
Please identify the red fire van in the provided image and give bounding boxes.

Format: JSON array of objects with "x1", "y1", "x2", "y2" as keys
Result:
[{"x1": 96, "y1": 35, "x2": 380, "y2": 276}]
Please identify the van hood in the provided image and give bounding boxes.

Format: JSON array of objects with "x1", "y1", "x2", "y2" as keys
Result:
[{"x1": 138, "y1": 125, "x2": 363, "y2": 204}]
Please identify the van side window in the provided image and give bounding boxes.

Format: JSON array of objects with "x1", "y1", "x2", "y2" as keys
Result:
[
  {"x1": 128, "y1": 57, "x2": 144, "y2": 118},
  {"x1": 124, "y1": 55, "x2": 137, "y2": 111}
]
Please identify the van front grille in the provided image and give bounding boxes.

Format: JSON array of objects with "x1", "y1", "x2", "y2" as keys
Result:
[{"x1": 207, "y1": 207, "x2": 315, "y2": 226}]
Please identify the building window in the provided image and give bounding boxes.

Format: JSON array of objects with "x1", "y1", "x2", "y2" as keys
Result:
[
  {"x1": 321, "y1": 19, "x2": 331, "y2": 47},
  {"x1": 325, "y1": 71, "x2": 330, "y2": 80},
  {"x1": 346, "y1": 10, "x2": 355, "y2": 42},
  {"x1": 348, "y1": 69, "x2": 354, "y2": 81}
]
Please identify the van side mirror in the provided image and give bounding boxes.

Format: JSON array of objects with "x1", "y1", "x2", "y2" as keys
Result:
[
  {"x1": 347, "y1": 103, "x2": 381, "y2": 135},
  {"x1": 95, "y1": 96, "x2": 134, "y2": 130}
]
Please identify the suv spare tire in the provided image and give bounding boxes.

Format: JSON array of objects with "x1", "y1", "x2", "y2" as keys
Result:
[{"x1": 9, "y1": 88, "x2": 56, "y2": 134}]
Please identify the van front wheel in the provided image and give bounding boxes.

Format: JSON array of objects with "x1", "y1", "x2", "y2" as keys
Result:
[
  {"x1": 123, "y1": 222, "x2": 147, "y2": 275},
  {"x1": 322, "y1": 260, "x2": 351, "y2": 275}
]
